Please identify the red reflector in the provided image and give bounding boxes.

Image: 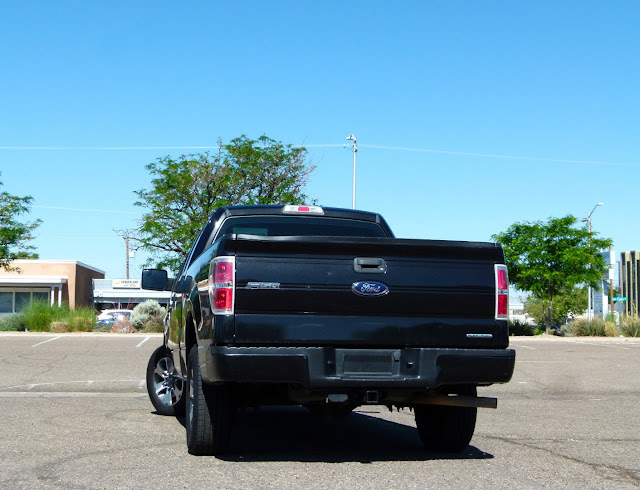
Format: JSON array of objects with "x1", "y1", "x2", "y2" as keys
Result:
[
  {"x1": 498, "y1": 295, "x2": 508, "y2": 316},
  {"x1": 214, "y1": 288, "x2": 233, "y2": 310},
  {"x1": 497, "y1": 268, "x2": 508, "y2": 290},
  {"x1": 215, "y1": 261, "x2": 234, "y2": 283},
  {"x1": 298, "y1": 206, "x2": 310, "y2": 212}
]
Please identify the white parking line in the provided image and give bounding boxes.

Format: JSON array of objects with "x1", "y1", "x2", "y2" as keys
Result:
[
  {"x1": 565, "y1": 340, "x2": 630, "y2": 350},
  {"x1": 518, "y1": 345, "x2": 536, "y2": 350},
  {"x1": 32, "y1": 336, "x2": 62, "y2": 348},
  {"x1": 0, "y1": 379, "x2": 144, "y2": 391},
  {"x1": 517, "y1": 360, "x2": 571, "y2": 363},
  {"x1": 0, "y1": 392, "x2": 146, "y2": 398},
  {"x1": 136, "y1": 336, "x2": 151, "y2": 348}
]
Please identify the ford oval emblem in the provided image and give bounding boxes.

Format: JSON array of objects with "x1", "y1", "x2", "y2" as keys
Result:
[{"x1": 352, "y1": 281, "x2": 389, "y2": 297}]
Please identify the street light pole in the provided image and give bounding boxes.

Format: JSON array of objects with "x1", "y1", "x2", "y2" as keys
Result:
[
  {"x1": 582, "y1": 202, "x2": 604, "y2": 321},
  {"x1": 346, "y1": 134, "x2": 357, "y2": 209}
]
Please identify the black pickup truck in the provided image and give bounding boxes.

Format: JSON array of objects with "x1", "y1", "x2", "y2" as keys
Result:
[{"x1": 143, "y1": 205, "x2": 515, "y2": 455}]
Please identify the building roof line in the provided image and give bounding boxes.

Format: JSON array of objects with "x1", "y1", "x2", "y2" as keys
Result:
[{"x1": 10, "y1": 260, "x2": 105, "y2": 275}]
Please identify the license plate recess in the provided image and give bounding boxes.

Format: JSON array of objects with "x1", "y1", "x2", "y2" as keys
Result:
[{"x1": 335, "y1": 349, "x2": 401, "y2": 377}]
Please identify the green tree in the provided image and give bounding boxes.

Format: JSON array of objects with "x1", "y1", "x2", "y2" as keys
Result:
[
  {"x1": 134, "y1": 135, "x2": 315, "y2": 271},
  {"x1": 524, "y1": 287, "x2": 587, "y2": 327},
  {"x1": 0, "y1": 175, "x2": 40, "y2": 271},
  {"x1": 492, "y1": 216, "x2": 612, "y2": 334}
]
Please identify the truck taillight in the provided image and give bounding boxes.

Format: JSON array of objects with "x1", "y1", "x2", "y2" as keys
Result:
[
  {"x1": 210, "y1": 257, "x2": 235, "y2": 314},
  {"x1": 495, "y1": 265, "x2": 509, "y2": 320}
]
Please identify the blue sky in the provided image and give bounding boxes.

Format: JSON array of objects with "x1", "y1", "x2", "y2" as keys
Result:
[{"x1": 1, "y1": 1, "x2": 639, "y2": 293}]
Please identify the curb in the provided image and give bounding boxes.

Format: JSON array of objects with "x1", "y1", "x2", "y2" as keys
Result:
[{"x1": 509, "y1": 335, "x2": 640, "y2": 342}]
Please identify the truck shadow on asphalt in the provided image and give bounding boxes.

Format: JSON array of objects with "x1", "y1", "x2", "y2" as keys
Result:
[{"x1": 175, "y1": 406, "x2": 493, "y2": 463}]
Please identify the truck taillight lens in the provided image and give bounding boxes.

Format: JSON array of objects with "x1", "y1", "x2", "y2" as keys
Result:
[
  {"x1": 215, "y1": 260, "x2": 234, "y2": 283},
  {"x1": 214, "y1": 288, "x2": 233, "y2": 311},
  {"x1": 495, "y1": 265, "x2": 509, "y2": 320},
  {"x1": 210, "y1": 257, "x2": 235, "y2": 314}
]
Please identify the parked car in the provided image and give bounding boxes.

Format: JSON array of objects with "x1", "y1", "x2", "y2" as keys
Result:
[{"x1": 96, "y1": 309, "x2": 132, "y2": 326}]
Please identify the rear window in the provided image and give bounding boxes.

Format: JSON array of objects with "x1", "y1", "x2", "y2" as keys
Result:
[{"x1": 215, "y1": 216, "x2": 387, "y2": 240}]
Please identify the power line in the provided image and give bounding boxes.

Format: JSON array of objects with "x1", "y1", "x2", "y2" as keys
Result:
[
  {"x1": 33, "y1": 205, "x2": 138, "y2": 215},
  {"x1": 359, "y1": 144, "x2": 640, "y2": 168},
  {"x1": 0, "y1": 146, "x2": 221, "y2": 150},
  {"x1": 0, "y1": 144, "x2": 344, "y2": 150},
  {"x1": 1, "y1": 143, "x2": 638, "y2": 168}
]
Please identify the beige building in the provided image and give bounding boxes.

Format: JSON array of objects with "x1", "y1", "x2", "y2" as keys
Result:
[{"x1": 0, "y1": 260, "x2": 105, "y2": 315}]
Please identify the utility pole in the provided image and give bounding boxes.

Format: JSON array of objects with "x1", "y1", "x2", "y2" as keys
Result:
[
  {"x1": 116, "y1": 230, "x2": 135, "y2": 279},
  {"x1": 125, "y1": 236, "x2": 130, "y2": 279},
  {"x1": 346, "y1": 134, "x2": 357, "y2": 209}
]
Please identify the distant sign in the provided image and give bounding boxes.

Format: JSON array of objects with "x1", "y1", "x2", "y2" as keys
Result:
[
  {"x1": 113, "y1": 279, "x2": 141, "y2": 289},
  {"x1": 613, "y1": 296, "x2": 627, "y2": 302}
]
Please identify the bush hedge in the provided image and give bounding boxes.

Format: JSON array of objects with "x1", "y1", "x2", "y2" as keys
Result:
[
  {"x1": 0, "y1": 313, "x2": 27, "y2": 331},
  {"x1": 507, "y1": 320, "x2": 534, "y2": 336},
  {"x1": 564, "y1": 317, "x2": 619, "y2": 337},
  {"x1": 131, "y1": 300, "x2": 166, "y2": 333},
  {"x1": 0, "y1": 301, "x2": 97, "y2": 332},
  {"x1": 620, "y1": 317, "x2": 640, "y2": 337}
]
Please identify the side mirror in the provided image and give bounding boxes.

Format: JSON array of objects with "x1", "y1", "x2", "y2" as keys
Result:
[{"x1": 141, "y1": 269, "x2": 169, "y2": 291}]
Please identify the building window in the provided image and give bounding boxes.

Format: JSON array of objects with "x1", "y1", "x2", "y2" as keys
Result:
[
  {"x1": 0, "y1": 289, "x2": 50, "y2": 315},
  {"x1": 0, "y1": 292, "x2": 12, "y2": 313},
  {"x1": 33, "y1": 292, "x2": 49, "y2": 303},
  {"x1": 15, "y1": 292, "x2": 32, "y2": 312}
]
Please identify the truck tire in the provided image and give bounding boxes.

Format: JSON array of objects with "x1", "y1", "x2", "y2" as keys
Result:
[
  {"x1": 146, "y1": 345, "x2": 185, "y2": 416},
  {"x1": 414, "y1": 385, "x2": 477, "y2": 452},
  {"x1": 185, "y1": 346, "x2": 233, "y2": 456}
]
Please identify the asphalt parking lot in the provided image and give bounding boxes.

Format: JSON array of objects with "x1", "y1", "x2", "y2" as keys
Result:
[{"x1": 0, "y1": 333, "x2": 638, "y2": 489}]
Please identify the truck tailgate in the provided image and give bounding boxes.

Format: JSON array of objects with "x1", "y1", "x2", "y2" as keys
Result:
[{"x1": 225, "y1": 235, "x2": 508, "y2": 349}]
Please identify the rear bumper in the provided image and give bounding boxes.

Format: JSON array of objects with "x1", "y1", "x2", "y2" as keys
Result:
[{"x1": 200, "y1": 346, "x2": 515, "y2": 389}]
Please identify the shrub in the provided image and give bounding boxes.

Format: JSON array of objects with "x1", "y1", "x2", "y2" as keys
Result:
[
  {"x1": 508, "y1": 320, "x2": 534, "y2": 336},
  {"x1": 93, "y1": 321, "x2": 111, "y2": 333},
  {"x1": 18, "y1": 301, "x2": 97, "y2": 332},
  {"x1": 131, "y1": 300, "x2": 166, "y2": 333},
  {"x1": 565, "y1": 318, "x2": 611, "y2": 337},
  {"x1": 67, "y1": 307, "x2": 96, "y2": 332},
  {"x1": 0, "y1": 313, "x2": 27, "y2": 331},
  {"x1": 621, "y1": 317, "x2": 640, "y2": 337},
  {"x1": 21, "y1": 300, "x2": 56, "y2": 332},
  {"x1": 51, "y1": 322, "x2": 70, "y2": 333},
  {"x1": 604, "y1": 320, "x2": 619, "y2": 337}
]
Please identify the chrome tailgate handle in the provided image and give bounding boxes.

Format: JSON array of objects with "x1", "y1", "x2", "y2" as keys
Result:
[{"x1": 354, "y1": 257, "x2": 387, "y2": 274}]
